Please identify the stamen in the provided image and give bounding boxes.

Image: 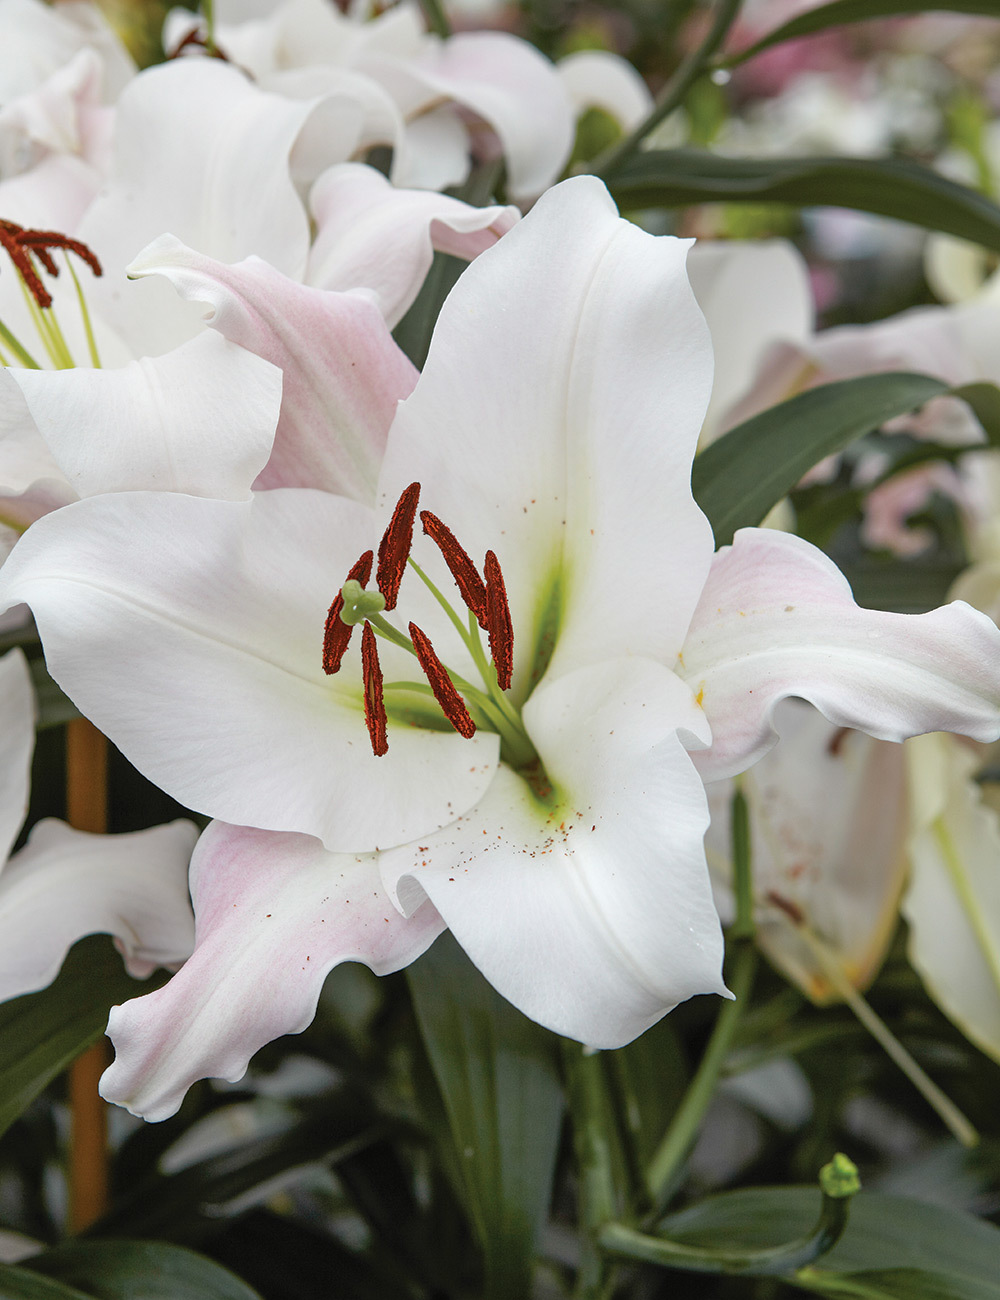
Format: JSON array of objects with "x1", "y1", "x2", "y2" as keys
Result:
[
  {"x1": 420, "y1": 510, "x2": 488, "y2": 628},
  {"x1": 361, "y1": 622, "x2": 388, "y2": 756},
  {"x1": 322, "y1": 550, "x2": 373, "y2": 675},
  {"x1": 0, "y1": 220, "x2": 102, "y2": 310},
  {"x1": 484, "y1": 550, "x2": 513, "y2": 691},
  {"x1": 409, "y1": 622, "x2": 477, "y2": 738},
  {"x1": 166, "y1": 26, "x2": 232, "y2": 59},
  {"x1": 377, "y1": 482, "x2": 420, "y2": 610}
]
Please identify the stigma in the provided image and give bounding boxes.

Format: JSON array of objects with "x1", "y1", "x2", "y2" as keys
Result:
[{"x1": 322, "y1": 482, "x2": 515, "y2": 757}]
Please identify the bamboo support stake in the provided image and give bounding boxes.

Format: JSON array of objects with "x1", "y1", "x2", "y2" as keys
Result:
[{"x1": 66, "y1": 717, "x2": 110, "y2": 1232}]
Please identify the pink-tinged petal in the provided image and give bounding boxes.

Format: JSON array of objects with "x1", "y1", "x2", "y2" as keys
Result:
[
  {"x1": 681, "y1": 528, "x2": 1000, "y2": 783},
  {"x1": 0, "y1": 488, "x2": 500, "y2": 851},
  {"x1": 0, "y1": 818, "x2": 197, "y2": 1001},
  {"x1": 0, "y1": 649, "x2": 34, "y2": 866},
  {"x1": 366, "y1": 31, "x2": 574, "y2": 198},
  {"x1": 128, "y1": 237, "x2": 417, "y2": 502},
  {"x1": 100, "y1": 821, "x2": 444, "y2": 1121},
  {"x1": 556, "y1": 50, "x2": 653, "y2": 129},
  {"x1": 705, "y1": 700, "x2": 908, "y2": 1002},
  {"x1": 380, "y1": 175, "x2": 715, "y2": 691},
  {"x1": 904, "y1": 732, "x2": 1000, "y2": 1065},
  {"x1": 381, "y1": 659, "x2": 725, "y2": 1048},
  {"x1": 78, "y1": 59, "x2": 351, "y2": 356},
  {"x1": 306, "y1": 162, "x2": 518, "y2": 328},
  {"x1": 8, "y1": 331, "x2": 281, "y2": 500}
]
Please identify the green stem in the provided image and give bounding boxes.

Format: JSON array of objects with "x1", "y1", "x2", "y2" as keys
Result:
[
  {"x1": 563, "y1": 1044, "x2": 619, "y2": 1300},
  {"x1": 593, "y1": 0, "x2": 743, "y2": 175},
  {"x1": 417, "y1": 0, "x2": 451, "y2": 39},
  {"x1": 202, "y1": 0, "x2": 217, "y2": 54},
  {"x1": 645, "y1": 941, "x2": 757, "y2": 1211},
  {"x1": 601, "y1": 1155, "x2": 859, "y2": 1277},
  {"x1": 731, "y1": 782, "x2": 755, "y2": 940}
]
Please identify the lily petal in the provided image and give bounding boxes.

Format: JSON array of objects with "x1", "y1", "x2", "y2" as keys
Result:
[
  {"x1": 100, "y1": 820, "x2": 444, "y2": 1121},
  {"x1": 0, "y1": 817, "x2": 197, "y2": 1002},
  {"x1": 381, "y1": 658, "x2": 725, "y2": 1048},
  {"x1": 380, "y1": 174, "x2": 715, "y2": 691},
  {"x1": 0, "y1": 488, "x2": 500, "y2": 851},
  {"x1": 127, "y1": 236, "x2": 416, "y2": 502},
  {"x1": 9, "y1": 330, "x2": 282, "y2": 500},
  {"x1": 556, "y1": 49, "x2": 653, "y2": 130},
  {"x1": 681, "y1": 528, "x2": 1000, "y2": 782}
]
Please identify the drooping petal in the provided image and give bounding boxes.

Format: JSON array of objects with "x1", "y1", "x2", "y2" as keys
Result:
[
  {"x1": 0, "y1": 817, "x2": 197, "y2": 1001},
  {"x1": 705, "y1": 700, "x2": 908, "y2": 1002},
  {"x1": 306, "y1": 162, "x2": 518, "y2": 328},
  {"x1": 904, "y1": 731, "x2": 1000, "y2": 1064},
  {"x1": 0, "y1": 648, "x2": 34, "y2": 867},
  {"x1": 8, "y1": 331, "x2": 282, "y2": 500},
  {"x1": 681, "y1": 528, "x2": 1000, "y2": 783},
  {"x1": 127, "y1": 237, "x2": 416, "y2": 502},
  {"x1": 0, "y1": 488, "x2": 500, "y2": 852},
  {"x1": 100, "y1": 820, "x2": 444, "y2": 1121},
  {"x1": 379, "y1": 174, "x2": 715, "y2": 694},
  {"x1": 380, "y1": 658, "x2": 725, "y2": 1048}
]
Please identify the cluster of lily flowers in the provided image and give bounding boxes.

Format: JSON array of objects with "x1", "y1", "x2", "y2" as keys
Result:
[{"x1": 3, "y1": 0, "x2": 1000, "y2": 1128}]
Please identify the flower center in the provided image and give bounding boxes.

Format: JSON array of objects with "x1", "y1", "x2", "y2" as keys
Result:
[
  {"x1": 0, "y1": 220, "x2": 103, "y2": 369},
  {"x1": 322, "y1": 482, "x2": 537, "y2": 766}
]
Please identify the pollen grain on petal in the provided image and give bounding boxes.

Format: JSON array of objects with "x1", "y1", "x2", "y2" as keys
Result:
[
  {"x1": 322, "y1": 550, "x2": 373, "y2": 674},
  {"x1": 377, "y1": 481, "x2": 420, "y2": 610},
  {"x1": 484, "y1": 550, "x2": 513, "y2": 691},
  {"x1": 409, "y1": 621, "x2": 476, "y2": 739},
  {"x1": 362, "y1": 621, "x2": 388, "y2": 756},
  {"x1": 420, "y1": 510, "x2": 488, "y2": 627}
]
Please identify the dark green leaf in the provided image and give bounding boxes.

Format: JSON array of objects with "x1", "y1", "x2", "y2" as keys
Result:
[
  {"x1": 28, "y1": 1241, "x2": 262, "y2": 1300},
  {"x1": 659, "y1": 1188, "x2": 1000, "y2": 1288},
  {"x1": 0, "y1": 936, "x2": 164, "y2": 1141},
  {"x1": 407, "y1": 932, "x2": 564, "y2": 1300},
  {"x1": 601, "y1": 151, "x2": 1000, "y2": 252},
  {"x1": 692, "y1": 372, "x2": 950, "y2": 546},
  {"x1": 0, "y1": 1264, "x2": 91, "y2": 1300},
  {"x1": 727, "y1": 2, "x2": 1000, "y2": 67}
]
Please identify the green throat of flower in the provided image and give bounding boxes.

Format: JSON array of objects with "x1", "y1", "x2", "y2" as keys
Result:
[
  {"x1": 0, "y1": 219, "x2": 103, "y2": 370},
  {"x1": 321, "y1": 482, "x2": 543, "y2": 777}
]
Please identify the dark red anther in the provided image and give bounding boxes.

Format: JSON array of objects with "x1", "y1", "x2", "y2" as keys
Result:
[
  {"x1": 409, "y1": 622, "x2": 476, "y2": 739},
  {"x1": 361, "y1": 622, "x2": 388, "y2": 757},
  {"x1": 420, "y1": 510, "x2": 488, "y2": 628},
  {"x1": 484, "y1": 550, "x2": 513, "y2": 691},
  {"x1": 0, "y1": 220, "x2": 102, "y2": 309},
  {"x1": 322, "y1": 550, "x2": 373, "y2": 675},
  {"x1": 376, "y1": 482, "x2": 420, "y2": 610},
  {"x1": 166, "y1": 25, "x2": 232, "y2": 59}
]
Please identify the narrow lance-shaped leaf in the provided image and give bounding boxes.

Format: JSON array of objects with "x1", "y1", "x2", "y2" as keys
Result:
[
  {"x1": 601, "y1": 152, "x2": 1000, "y2": 254},
  {"x1": 725, "y1": 2, "x2": 1000, "y2": 68},
  {"x1": 692, "y1": 373, "x2": 1000, "y2": 546},
  {"x1": 407, "y1": 932, "x2": 564, "y2": 1300},
  {"x1": 27, "y1": 1242, "x2": 264, "y2": 1300}
]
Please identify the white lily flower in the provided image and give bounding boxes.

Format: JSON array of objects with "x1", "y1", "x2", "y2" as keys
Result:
[
  {"x1": 0, "y1": 647, "x2": 198, "y2": 1003},
  {"x1": 4, "y1": 177, "x2": 1000, "y2": 1120}
]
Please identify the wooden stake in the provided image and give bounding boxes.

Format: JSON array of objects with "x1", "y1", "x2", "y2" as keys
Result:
[{"x1": 66, "y1": 717, "x2": 110, "y2": 1232}]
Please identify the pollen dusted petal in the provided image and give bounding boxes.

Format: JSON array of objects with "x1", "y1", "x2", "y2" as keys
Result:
[
  {"x1": 484, "y1": 550, "x2": 513, "y2": 691},
  {"x1": 409, "y1": 621, "x2": 476, "y2": 739},
  {"x1": 322, "y1": 550, "x2": 372, "y2": 675},
  {"x1": 420, "y1": 509, "x2": 488, "y2": 628},
  {"x1": 377, "y1": 481, "x2": 420, "y2": 610},
  {"x1": 362, "y1": 620, "x2": 388, "y2": 757}
]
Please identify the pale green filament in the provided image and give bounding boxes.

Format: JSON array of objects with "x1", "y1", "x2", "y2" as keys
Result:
[
  {"x1": 0, "y1": 316, "x2": 40, "y2": 369},
  {"x1": 67, "y1": 255, "x2": 101, "y2": 368},
  {"x1": 347, "y1": 560, "x2": 539, "y2": 769}
]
